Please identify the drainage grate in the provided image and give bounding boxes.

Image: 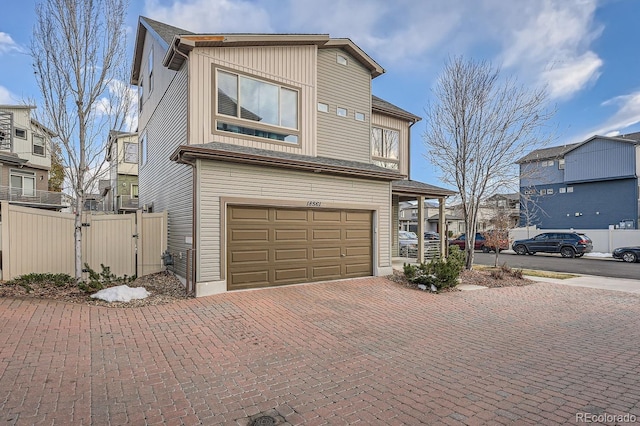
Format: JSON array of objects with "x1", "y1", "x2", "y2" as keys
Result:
[{"x1": 251, "y1": 415, "x2": 276, "y2": 426}]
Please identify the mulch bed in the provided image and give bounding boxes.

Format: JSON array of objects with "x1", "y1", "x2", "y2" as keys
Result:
[{"x1": 387, "y1": 268, "x2": 533, "y2": 292}]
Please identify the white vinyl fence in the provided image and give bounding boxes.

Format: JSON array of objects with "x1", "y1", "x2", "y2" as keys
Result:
[
  {"x1": 0, "y1": 201, "x2": 167, "y2": 280},
  {"x1": 510, "y1": 226, "x2": 640, "y2": 253}
]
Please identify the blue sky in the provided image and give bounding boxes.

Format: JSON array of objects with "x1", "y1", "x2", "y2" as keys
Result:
[{"x1": 1, "y1": 0, "x2": 639, "y2": 190}]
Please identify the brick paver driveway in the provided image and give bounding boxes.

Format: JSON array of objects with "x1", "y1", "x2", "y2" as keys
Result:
[{"x1": 1, "y1": 278, "x2": 640, "y2": 425}]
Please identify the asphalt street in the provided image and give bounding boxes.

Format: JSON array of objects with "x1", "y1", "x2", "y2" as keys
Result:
[{"x1": 473, "y1": 251, "x2": 639, "y2": 280}]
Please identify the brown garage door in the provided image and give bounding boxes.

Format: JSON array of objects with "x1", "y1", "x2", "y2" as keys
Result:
[{"x1": 227, "y1": 205, "x2": 372, "y2": 290}]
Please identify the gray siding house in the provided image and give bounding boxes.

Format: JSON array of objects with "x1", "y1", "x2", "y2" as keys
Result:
[
  {"x1": 518, "y1": 133, "x2": 640, "y2": 229},
  {"x1": 131, "y1": 16, "x2": 453, "y2": 296}
]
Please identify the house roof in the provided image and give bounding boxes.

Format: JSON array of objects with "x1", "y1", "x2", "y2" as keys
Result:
[
  {"x1": 391, "y1": 179, "x2": 456, "y2": 198},
  {"x1": 0, "y1": 152, "x2": 28, "y2": 166},
  {"x1": 372, "y1": 96, "x2": 421, "y2": 123},
  {"x1": 517, "y1": 133, "x2": 640, "y2": 164},
  {"x1": 486, "y1": 192, "x2": 519, "y2": 201},
  {"x1": 132, "y1": 16, "x2": 385, "y2": 84},
  {"x1": 171, "y1": 142, "x2": 404, "y2": 181},
  {"x1": 516, "y1": 143, "x2": 580, "y2": 164}
]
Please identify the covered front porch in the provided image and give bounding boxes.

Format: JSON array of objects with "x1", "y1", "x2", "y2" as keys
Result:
[{"x1": 392, "y1": 179, "x2": 457, "y2": 263}]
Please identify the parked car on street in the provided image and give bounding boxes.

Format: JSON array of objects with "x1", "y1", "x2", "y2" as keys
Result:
[
  {"x1": 449, "y1": 232, "x2": 506, "y2": 253},
  {"x1": 399, "y1": 231, "x2": 418, "y2": 256},
  {"x1": 424, "y1": 231, "x2": 440, "y2": 240},
  {"x1": 612, "y1": 246, "x2": 640, "y2": 263},
  {"x1": 512, "y1": 232, "x2": 593, "y2": 258}
]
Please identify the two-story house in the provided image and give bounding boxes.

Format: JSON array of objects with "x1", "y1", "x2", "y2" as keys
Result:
[
  {"x1": 101, "y1": 130, "x2": 139, "y2": 213},
  {"x1": 131, "y1": 17, "x2": 454, "y2": 296},
  {"x1": 0, "y1": 105, "x2": 62, "y2": 210},
  {"x1": 399, "y1": 200, "x2": 464, "y2": 236},
  {"x1": 518, "y1": 133, "x2": 640, "y2": 229}
]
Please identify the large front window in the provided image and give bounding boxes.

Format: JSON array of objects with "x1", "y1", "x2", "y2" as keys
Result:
[
  {"x1": 372, "y1": 127, "x2": 399, "y2": 169},
  {"x1": 10, "y1": 170, "x2": 36, "y2": 197},
  {"x1": 216, "y1": 70, "x2": 299, "y2": 143}
]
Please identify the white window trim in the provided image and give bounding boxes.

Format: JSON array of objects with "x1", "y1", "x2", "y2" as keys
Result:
[
  {"x1": 32, "y1": 134, "x2": 46, "y2": 156},
  {"x1": 10, "y1": 169, "x2": 36, "y2": 197},
  {"x1": 148, "y1": 47, "x2": 154, "y2": 95},
  {"x1": 317, "y1": 102, "x2": 329, "y2": 113},
  {"x1": 337, "y1": 54, "x2": 348, "y2": 66},
  {"x1": 14, "y1": 128, "x2": 26, "y2": 139},
  {"x1": 336, "y1": 107, "x2": 347, "y2": 117},
  {"x1": 355, "y1": 112, "x2": 365, "y2": 122}
]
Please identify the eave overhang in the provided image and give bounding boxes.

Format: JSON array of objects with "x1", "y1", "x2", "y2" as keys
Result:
[{"x1": 170, "y1": 143, "x2": 404, "y2": 181}]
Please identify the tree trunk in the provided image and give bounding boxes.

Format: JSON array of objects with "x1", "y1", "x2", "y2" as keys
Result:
[{"x1": 74, "y1": 194, "x2": 83, "y2": 281}]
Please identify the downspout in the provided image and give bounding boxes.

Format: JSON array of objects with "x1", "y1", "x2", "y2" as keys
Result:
[
  {"x1": 173, "y1": 45, "x2": 197, "y2": 295},
  {"x1": 407, "y1": 119, "x2": 418, "y2": 180}
]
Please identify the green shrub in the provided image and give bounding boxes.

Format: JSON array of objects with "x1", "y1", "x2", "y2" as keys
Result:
[
  {"x1": 8, "y1": 273, "x2": 75, "y2": 292},
  {"x1": 78, "y1": 264, "x2": 136, "y2": 293},
  {"x1": 404, "y1": 245, "x2": 466, "y2": 291}
]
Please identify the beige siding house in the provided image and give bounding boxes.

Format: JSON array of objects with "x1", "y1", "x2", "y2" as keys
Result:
[
  {"x1": 131, "y1": 16, "x2": 454, "y2": 297},
  {"x1": 101, "y1": 131, "x2": 139, "y2": 213}
]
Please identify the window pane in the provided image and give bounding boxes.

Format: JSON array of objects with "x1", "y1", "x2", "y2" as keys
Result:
[
  {"x1": 24, "y1": 177, "x2": 35, "y2": 196},
  {"x1": 10, "y1": 175, "x2": 21, "y2": 190},
  {"x1": 240, "y1": 76, "x2": 278, "y2": 125},
  {"x1": 280, "y1": 88, "x2": 298, "y2": 129},
  {"x1": 217, "y1": 71, "x2": 238, "y2": 117},
  {"x1": 383, "y1": 129, "x2": 399, "y2": 160},
  {"x1": 371, "y1": 127, "x2": 383, "y2": 157}
]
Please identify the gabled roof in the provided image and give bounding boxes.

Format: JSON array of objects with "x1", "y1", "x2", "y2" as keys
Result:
[
  {"x1": 391, "y1": 179, "x2": 456, "y2": 198},
  {"x1": 372, "y1": 96, "x2": 421, "y2": 123},
  {"x1": 517, "y1": 133, "x2": 640, "y2": 164},
  {"x1": 132, "y1": 16, "x2": 385, "y2": 83}
]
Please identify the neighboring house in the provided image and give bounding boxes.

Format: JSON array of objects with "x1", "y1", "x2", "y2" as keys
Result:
[
  {"x1": 517, "y1": 133, "x2": 640, "y2": 229},
  {"x1": 131, "y1": 16, "x2": 454, "y2": 296},
  {"x1": 101, "y1": 130, "x2": 139, "y2": 213},
  {"x1": 446, "y1": 193, "x2": 520, "y2": 237},
  {"x1": 0, "y1": 105, "x2": 62, "y2": 210},
  {"x1": 399, "y1": 200, "x2": 464, "y2": 236}
]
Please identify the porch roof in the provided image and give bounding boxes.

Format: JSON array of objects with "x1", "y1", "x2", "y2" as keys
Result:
[{"x1": 392, "y1": 179, "x2": 456, "y2": 199}]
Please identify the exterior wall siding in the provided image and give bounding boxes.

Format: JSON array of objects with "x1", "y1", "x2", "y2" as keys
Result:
[
  {"x1": 138, "y1": 63, "x2": 192, "y2": 279},
  {"x1": 519, "y1": 178, "x2": 639, "y2": 229},
  {"x1": 565, "y1": 138, "x2": 637, "y2": 182},
  {"x1": 316, "y1": 48, "x2": 371, "y2": 163},
  {"x1": 0, "y1": 107, "x2": 50, "y2": 170},
  {"x1": 197, "y1": 160, "x2": 391, "y2": 283},
  {"x1": 371, "y1": 113, "x2": 410, "y2": 177},
  {"x1": 188, "y1": 46, "x2": 317, "y2": 156},
  {"x1": 519, "y1": 160, "x2": 565, "y2": 187}
]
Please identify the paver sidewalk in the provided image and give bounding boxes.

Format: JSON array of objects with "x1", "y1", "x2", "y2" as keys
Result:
[{"x1": 1, "y1": 278, "x2": 639, "y2": 425}]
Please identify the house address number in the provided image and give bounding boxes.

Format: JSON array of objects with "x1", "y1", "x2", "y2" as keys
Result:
[{"x1": 307, "y1": 201, "x2": 322, "y2": 207}]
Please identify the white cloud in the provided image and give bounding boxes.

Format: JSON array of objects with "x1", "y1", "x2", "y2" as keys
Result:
[
  {"x1": 0, "y1": 86, "x2": 17, "y2": 104},
  {"x1": 496, "y1": 0, "x2": 603, "y2": 99},
  {"x1": 591, "y1": 91, "x2": 640, "y2": 136},
  {"x1": 94, "y1": 79, "x2": 139, "y2": 132},
  {"x1": 0, "y1": 32, "x2": 23, "y2": 55},
  {"x1": 144, "y1": 0, "x2": 273, "y2": 32}
]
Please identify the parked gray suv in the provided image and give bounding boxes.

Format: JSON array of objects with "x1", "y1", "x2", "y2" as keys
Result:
[{"x1": 512, "y1": 232, "x2": 593, "y2": 258}]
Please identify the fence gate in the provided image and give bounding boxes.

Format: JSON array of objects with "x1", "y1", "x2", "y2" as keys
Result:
[{"x1": 0, "y1": 202, "x2": 167, "y2": 281}]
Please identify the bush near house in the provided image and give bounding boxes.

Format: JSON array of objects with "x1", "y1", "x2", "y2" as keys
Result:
[{"x1": 403, "y1": 245, "x2": 466, "y2": 290}]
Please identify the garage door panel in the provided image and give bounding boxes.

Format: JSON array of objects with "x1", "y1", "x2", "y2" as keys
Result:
[
  {"x1": 230, "y1": 206, "x2": 270, "y2": 221},
  {"x1": 274, "y1": 229, "x2": 308, "y2": 241},
  {"x1": 231, "y1": 250, "x2": 269, "y2": 263},
  {"x1": 312, "y1": 229, "x2": 341, "y2": 240},
  {"x1": 228, "y1": 206, "x2": 372, "y2": 290},
  {"x1": 274, "y1": 248, "x2": 309, "y2": 261},
  {"x1": 230, "y1": 229, "x2": 269, "y2": 242},
  {"x1": 312, "y1": 247, "x2": 341, "y2": 259},
  {"x1": 275, "y1": 209, "x2": 308, "y2": 221},
  {"x1": 312, "y1": 265, "x2": 342, "y2": 279},
  {"x1": 274, "y1": 267, "x2": 309, "y2": 283},
  {"x1": 312, "y1": 210, "x2": 342, "y2": 222}
]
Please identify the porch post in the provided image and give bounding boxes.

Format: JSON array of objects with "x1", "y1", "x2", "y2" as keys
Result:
[
  {"x1": 417, "y1": 196, "x2": 425, "y2": 262},
  {"x1": 438, "y1": 197, "x2": 446, "y2": 257}
]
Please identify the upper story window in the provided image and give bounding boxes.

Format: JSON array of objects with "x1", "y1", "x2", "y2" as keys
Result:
[
  {"x1": 216, "y1": 69, "x2": 299, "y2": 143},
  {"x1": 124, "y1": 142, "x2": 138, "y2": 163},
  {"x1": 139, "y1": 132, "x2": 147, "y2": 167},
  {"x1": 371, "y1": 127, "x2": 399, "y2": 169},
  {"x1": 336, "y1": 54, "x2": 348, "y2": 66},
  {"x1": 14, "y1": 128, "x2": 26, "y2": 139},
  {"x1": 148, "y1": 47, "x2": 154, "y2": 95},
  {"x1": 32, "y1": 134, "x2": 45, "y2": 156},
  {"x1": 336, "y1": 107, "x2": 347, "y2": 117},
  {"x1": 558, "y1": 159, "x2": 565, "y2": 170},
  {"x1": 318, "y1": 103, "x2": 329, "y2": 113},
  {"x1": 355, "y1": 112, "x2": 365, "y2": 122}
]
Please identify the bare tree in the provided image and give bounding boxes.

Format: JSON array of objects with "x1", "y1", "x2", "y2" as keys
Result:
[
  {"x1": 31, "y1": 0, "x2": 132, "y2": 280},
  {"x1": 423, "y1": 56, "x2": 554, "y2": 269},
  {"x1": 483, "y1": 204, "x2": 512, "y2": 268}
]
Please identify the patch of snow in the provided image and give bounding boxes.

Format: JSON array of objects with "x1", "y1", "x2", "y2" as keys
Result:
[
  {"x1": 584, "y1": 252, "x2": 613, "y2": 258},
  {"x1": 90, "y1": 285, "x2": 150, "y2": 303}
]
